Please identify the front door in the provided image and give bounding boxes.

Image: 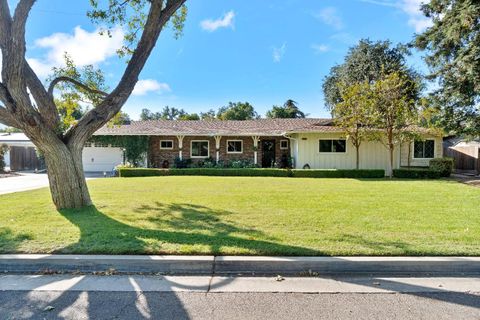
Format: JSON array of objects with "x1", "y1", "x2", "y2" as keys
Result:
[{"x1": 261, "y1": 140, "x2": 276, "y2": 168}]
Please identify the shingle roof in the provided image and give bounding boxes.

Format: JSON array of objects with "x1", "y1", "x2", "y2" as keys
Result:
[{"x1": 95, "y1": 118, "x2": 340, "y2": 136}]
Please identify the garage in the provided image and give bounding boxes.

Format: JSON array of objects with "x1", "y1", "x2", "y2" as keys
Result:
[{"x1": 82, "y1": 144, "x2": 124, "y2": 172}]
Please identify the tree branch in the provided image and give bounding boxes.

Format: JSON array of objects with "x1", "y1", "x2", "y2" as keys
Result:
[
  {"x1": 0, "y1": 105, "x2": 18, "y2": 127},
  {"x1": 0, "y1": 0, "x2": 12, "y2": 49},
  {"x1": 48, "y1": 76, "x2": 109, "y2": 98},
  {"x1": 66, "y1": 0, "x2": 186, "y2": 146},
  {"x1": 24, "y1": 61, "x2": 60, "y2": 128}
]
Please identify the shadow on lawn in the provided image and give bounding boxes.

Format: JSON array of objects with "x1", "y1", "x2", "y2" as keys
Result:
[
  {"x1": 0, "y1": 227, "x2": 32, "y2": 252},
  {"x1": 57, "y1": 202, "x2": 320, "y2": 255}
]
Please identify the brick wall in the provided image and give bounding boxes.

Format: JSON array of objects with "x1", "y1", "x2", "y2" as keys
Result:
[{"x1": 149, "y1": 135, "x2": 290, "y2": 168}]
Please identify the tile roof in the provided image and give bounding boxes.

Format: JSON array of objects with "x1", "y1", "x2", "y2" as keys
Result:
[
  {"x1": 94, "y1": 118, "x2": 441, "y2": 136},
  {"x1": 95, "y1": 118, "x2": 341, "y2": 136}
]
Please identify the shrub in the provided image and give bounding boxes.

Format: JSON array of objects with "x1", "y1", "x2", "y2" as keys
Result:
[
  {"x1": 118, "y1": 168, "x2": 385, "y2": 179},
  {"x1": 429, "y1": 157, "x2": 454, "y2": 177},
  {"x1": 393, "y1": 168, "x2": 441, "y2": 179},
  {"x1": 0, "y1": 144, "x2": 8, "y2": 173},
  {"x1": 292, "y1": 169, "x2": 385, "y2": 178},
  {"x1": 173, "y1": 157, "x2": 192, "y2": 169}
]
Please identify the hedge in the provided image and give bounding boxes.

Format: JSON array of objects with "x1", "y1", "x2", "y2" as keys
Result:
[
  {"x1": 118, "y1": 168, "x2": 386, "y2": 178},
  {"x1": 392, "y1": 168, "x2": 442, "y2": 179},
  {"x1": 429, "y1": 157, "x2": 454, "y2": 177},
  {"x1": 292, "y1": 169, "x2": 385, "y2": 178}
]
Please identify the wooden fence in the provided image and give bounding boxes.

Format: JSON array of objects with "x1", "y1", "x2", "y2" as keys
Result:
[
  {"x1": 444, "y1": 145, "x2": 480, "y2": 172},
  {"x1": 9, "y1": 146, "x2": 45, "y2": 171}
]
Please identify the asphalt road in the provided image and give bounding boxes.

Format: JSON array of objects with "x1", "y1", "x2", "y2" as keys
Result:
[{"x1": 1, "y1": 291, "x2": 480, "y2": 320}]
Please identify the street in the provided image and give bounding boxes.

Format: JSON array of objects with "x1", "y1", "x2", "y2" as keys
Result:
[{"x1": 1, "y1": 275, "x2": 479, "y2": 319}]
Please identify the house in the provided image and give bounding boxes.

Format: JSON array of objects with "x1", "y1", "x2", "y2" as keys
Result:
[
  {"x1": 0, "y1": 132, "x2": 124, "y2": 172},
  {"x1": 0, "y1": 133, "x2": 41, "y2": 171},
  {"x1": 95, "y1": 118, "x2": 443, "y2": 171}
]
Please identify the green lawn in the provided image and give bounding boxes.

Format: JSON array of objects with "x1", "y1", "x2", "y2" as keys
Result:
[{"x1": 1, "y1": 176, "x2": 479, "y2": 256}]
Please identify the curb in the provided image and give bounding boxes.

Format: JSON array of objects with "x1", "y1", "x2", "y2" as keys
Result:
[{"x1": 1, "y1": 255, "x2": 479, "y2": 275}]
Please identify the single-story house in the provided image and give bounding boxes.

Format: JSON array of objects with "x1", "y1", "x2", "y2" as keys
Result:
[
  {"x1": 0, "y1": 132, "x2": 124, "y2": 172},
  {"x1": 95, "y1": 118, "x2": 443, "y2": 171}
]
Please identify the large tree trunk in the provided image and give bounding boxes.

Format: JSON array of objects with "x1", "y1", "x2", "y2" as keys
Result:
[{"x1": 42, "y1": 142, "x2": 91, "y2": 209}]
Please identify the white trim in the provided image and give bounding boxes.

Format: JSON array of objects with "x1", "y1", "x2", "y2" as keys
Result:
[
  {"x1": 318, "y1": 139, "x2": 347, "y2": 154},
  {"x1": 280, "y1": 139, "x2": 289, "y2": 150},
  {"x1": 226, "y1": 140, "x2": 243, "y2": 154},
  {"x1": 190, "y1": 140, "x2": 210, "y2": 158},
  {"x1": 159, "y1": 140, "x2": 174, "y2": 150},
  {"x1": 412, "y1": 139, "x2": 435, "y2": 159}
]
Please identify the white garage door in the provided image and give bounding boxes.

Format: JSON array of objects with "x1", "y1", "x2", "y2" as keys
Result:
[{"x1": 82, "y1": 147, "x2": 123, "y2": 172}]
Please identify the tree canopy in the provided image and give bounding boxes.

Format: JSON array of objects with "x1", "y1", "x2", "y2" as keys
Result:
[
  {"x1": 415, "y1": 0, "x2": 480, "y2": 136},
  {"x1": 322, "y1": 39, "x2": 420, "y2": 111},
  {"x1": 266, "y1": 100, "x2": 306, "y2": 118},
  {"x1": 216, "y1": 102, "x2": 259, "y2": 120}
]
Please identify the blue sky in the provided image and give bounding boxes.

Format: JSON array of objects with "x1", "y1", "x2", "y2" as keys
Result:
[{"x1": 17, "y1": 0, "x2": 431, "y2": 120}]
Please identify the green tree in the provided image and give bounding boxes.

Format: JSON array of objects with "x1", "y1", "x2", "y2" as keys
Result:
[
  {"x1": 178, "y1": 113, "x2": 200, "y2": 120},
  {"x1": 200, "y1": 109, "x2": 216, "y2": 120},
  {"x1": 217, "y1": 102, "x2": 259, "y2": 120},
  {"x1": 266, "y1": 99, "x2": 306, "y2": 118},
  {"x1": 0, "y1": 0, "x2": 187, "y2": 209},
  {"x1": 333, "y1": 82, "x2": 376, "y2": 169},
  {"x1": 49, "y1": 54, "x2": 108, "y2": 131},
  {"x1": 323, "y1": 39, "x2": 420, "y2": 112},
  {"x1": 415, "y1": 0, "x2": 480, "y2": 136},
  {"x1": 369, "y1": 72, "x2": 420, "y2": 177}
]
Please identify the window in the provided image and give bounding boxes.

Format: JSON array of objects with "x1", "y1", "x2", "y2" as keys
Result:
[
  {"x1": 191, "y1": 141, "x2": 209, "y2": 158},
  {"x1": 280, "y1": 140, "x2": 289, "y2": 150},
  {"x1": 319, "y1": 139, "x2": 346, "y2": 153},
  {"x1": 160, "y1": 140, "x2": 173, "y2": 150},
  {"x1": 414, "y1": 140, "x2": 434, "y2": 158},
  {"x1": 227, "y1": 140, "x2": 243, "y2": 153}
]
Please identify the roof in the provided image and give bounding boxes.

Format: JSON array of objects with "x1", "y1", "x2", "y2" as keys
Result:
[
  {"x1": 95, "y1": 118, "x2": 340, "y2": 136},
  {"x1": 0, "y1": 133, "x2": 30, "y2": 142}
]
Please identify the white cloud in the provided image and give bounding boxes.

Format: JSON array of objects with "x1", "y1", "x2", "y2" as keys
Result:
[
  {"x1": 27, "y1": 26, "x2": 124, "y2": 77},
  {"x1": 402, "y1": 0, "x2": 433, "y2": 32},
  {"x1": 313, "y1": 7, "x2": 344, "y2": 30},
  {"x1": 200, "y1": 10, "x2": 235, "y2": 32},
  {"x1": 272, "y1": 42, "x2": 287, "y2": 63},
  {"x1": 311, "y1": 44, "x2": 330, "y2": 54},
  {"x1": 132, "y1": 79, "x2": 171, "y2": 96},
  {"x1": 360, "y1": 0, "x2": 432, "y2": 32}
]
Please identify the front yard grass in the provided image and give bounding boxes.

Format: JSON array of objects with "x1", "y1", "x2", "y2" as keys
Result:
[{"x1": 1, "y1": 176, "x2": 479, "y2": 256}]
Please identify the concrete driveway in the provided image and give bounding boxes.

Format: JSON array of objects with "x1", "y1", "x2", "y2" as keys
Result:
[{"x1": 0, "y1": 172, "x2": 103, "y2": 195}]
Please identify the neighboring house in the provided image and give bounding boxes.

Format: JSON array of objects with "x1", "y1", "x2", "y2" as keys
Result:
[
  {"x1": 444, "y1": 137, "x2": 480, "y2": 172},
  {"x1": 95, "y1": 118, "x2": 443, "y2": 171},
  {"x1": 0, "y1": 133, "x2": 40, "y2": 171},
  {"x1": 0, "y1": 132, "x2": 123, "y2": 172}
]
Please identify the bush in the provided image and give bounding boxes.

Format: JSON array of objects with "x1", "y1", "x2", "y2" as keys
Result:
[
  {"x1": 292, "y1": 169, "x2": 385, "y2": 178},
  {"x1": 118, "y1": 168, "x2": 385, "y2": 179},
  {"x1": 393, "y1": 168, "x2": 441, "y2": 179},
  {"x1": 429, "y1": 157, "x2": 454, "y2": 177},
  {"x1": 0, "y1": 144, "x2": 8, "y2": 173}
]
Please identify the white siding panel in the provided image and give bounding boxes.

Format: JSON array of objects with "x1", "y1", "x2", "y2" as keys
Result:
[
  {"x1": 82, "y1": 147, "x2": 123, "y2": 172},
  {"x1": 295, "y1": 133, "x2": 400, "y2": 171}
]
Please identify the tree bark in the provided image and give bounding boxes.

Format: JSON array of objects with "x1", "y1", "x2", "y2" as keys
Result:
[
  {"x1": 388, "y1": 145, "x2": 394, "y2": 178},
  {"x1": 42, "y1": 141, "x2": 92, "y2": 209},
  {"x1": 355, "y1": 145, "x2": 360, "y2": 170}
]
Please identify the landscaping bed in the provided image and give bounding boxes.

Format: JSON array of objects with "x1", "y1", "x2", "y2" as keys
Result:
[{"x1": 0, "y1": 176, "x2": 479, "y2": 256}]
